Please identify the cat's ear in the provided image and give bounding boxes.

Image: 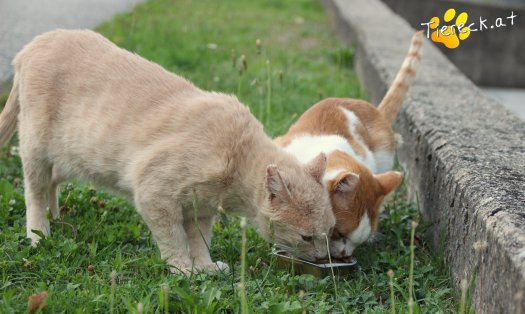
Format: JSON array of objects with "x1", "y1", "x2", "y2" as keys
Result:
[
  {"x1": 265, "y1": 165, "x2": 291, "y2": 200},
  {"x1": 375, "y1": 171, "x2": 403, "y2": 195},
  {"x1": 331, "y1": 172, "x2": 359, "y2": 194},
  {"x1": 304, "y1": 153, "x2": 327, "y2": 183}
]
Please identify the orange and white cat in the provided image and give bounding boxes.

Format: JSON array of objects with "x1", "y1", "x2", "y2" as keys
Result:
[
  {"x1": 0, "y1": 29, "x2": 336, "y2": 274},
  {"x1": 275, "y1": 32, "x2": 423, "y2": 258}
]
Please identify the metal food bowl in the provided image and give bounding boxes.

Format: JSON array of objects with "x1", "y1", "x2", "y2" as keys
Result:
[{"x1": 273, "y1": 250, "x2": 357, "y2": 277}]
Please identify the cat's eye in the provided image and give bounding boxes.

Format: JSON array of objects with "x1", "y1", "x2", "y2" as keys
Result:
[{"x1": 301, "y1": 235, "x2": 313, "y2": 242}]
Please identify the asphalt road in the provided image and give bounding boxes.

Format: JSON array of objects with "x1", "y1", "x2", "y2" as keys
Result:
[
  {"x1": 484, "y1": 87, "x2": 525, "y2": 121},
  {"x1": 0, "y1": 0, "x2": 143, "y2": 83}
]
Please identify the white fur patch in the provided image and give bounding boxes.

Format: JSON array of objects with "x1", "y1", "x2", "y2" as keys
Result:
[
  {"x1": 329, "y1": 213, "x2": 373, "y2": 257},
  {"x1": 339, "y1": 108, "x2": 377, "y2": 172},
  {"x1": 349, "y1": 213, "x2": 372, "y2": 246},
  {"x1": 284, "y1": 134, "x2": 367, "y2": 165}
]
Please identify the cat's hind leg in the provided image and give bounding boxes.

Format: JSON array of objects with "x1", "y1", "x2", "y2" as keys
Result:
[
  {"x1": 47, "y1": 181, "x2": 60, "y2": 219},
  {"x1": 48, "y1": 166, "x2": 65, "y2": 219},
  {"x1": 20, "y1": 153, "x2": 53, "y2": 246}
]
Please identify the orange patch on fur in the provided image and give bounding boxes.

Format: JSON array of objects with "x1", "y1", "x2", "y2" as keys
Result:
[{"x1": 326, "y1": 151, "x2": 403, "y2": 237}]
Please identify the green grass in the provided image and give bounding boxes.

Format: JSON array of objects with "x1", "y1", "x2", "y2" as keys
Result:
[
  {"x1": 0, "y1": 82, "x2": 12, "y2": 109},
  {"x1": 0, "y1": 0, "x2": 455, "y2": 312}
]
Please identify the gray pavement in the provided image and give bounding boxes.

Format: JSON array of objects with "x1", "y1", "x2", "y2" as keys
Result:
[
  {"x1": 483, "y1": 87, "x2": 525, "y2": 121},
  {"x1": 0, "y1": 0, "x2": 144, "y2": 83}
]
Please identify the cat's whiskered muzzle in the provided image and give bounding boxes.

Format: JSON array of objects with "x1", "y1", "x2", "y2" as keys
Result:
[{"x1": 315, "y1": 255, "x2": 329, "y2": 262}]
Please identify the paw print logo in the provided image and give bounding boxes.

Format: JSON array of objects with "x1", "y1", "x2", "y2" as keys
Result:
[{"x1": 429, "y1": 8, "x2": 471, "y2": 49}]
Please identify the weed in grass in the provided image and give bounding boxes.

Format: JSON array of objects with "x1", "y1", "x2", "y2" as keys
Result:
[
  {"x1": 265, "y1": 59, "x2": 272, "y2": 127},
  {"x1": 110, "y1": 270, "x2": 117, "y2": 314},
  {"x1": 162, "y1": 283, "x2": 169, "y2": 314},
  {"x1": 323, "y1": 233, "x2": 338, "y2": 299},
  {"x1": 408, "y1": 220, "x2": 418, "y2": 313},
  {"x1": 237, "y1": 54, "x2": 247, "y2": 97},
  {"x1": 256, "y1": 39, "x2": 262, "y2": 55},
  {"x1": 239, "y1": 217, "x2": 249, "y2": 314},
  {"x1": 388, "y1": 269, "x2": 396, "y2": 314}
]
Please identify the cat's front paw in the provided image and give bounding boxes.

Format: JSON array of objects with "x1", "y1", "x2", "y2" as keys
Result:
[
  {"x1": 168, "y1": 265, "x2": 193, "y2": 275},
  {"x1": 167, "y1": 259, "x2": 194, "y2": 275},
  {"x1": 194, "y1": 261, "x2": 230, "y2": 274},
  {"x1": 167, "y1": 259, "x2": 230, "y2": 275},
  {"x1": 211, "y1": 261, "x2": 230, "y2": 274}
]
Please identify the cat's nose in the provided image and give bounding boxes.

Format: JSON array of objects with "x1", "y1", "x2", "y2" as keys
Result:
[{"x1": 340, "y1": 250, "x2": 347, "y2": 257}]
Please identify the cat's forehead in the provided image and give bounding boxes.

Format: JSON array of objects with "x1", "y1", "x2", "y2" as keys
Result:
[
  {"x1": 293, "y1": 191, "x2": 330, "y2": 215},
  {"x1": 279, "y1": 197, "x2": 332, "y2": 229},
  {"x1": 289, "y1": 174, "x2": 327, "y2": 198},
  {"x1": 277, "y1": 209, "x2": 315, "y2": 232}
]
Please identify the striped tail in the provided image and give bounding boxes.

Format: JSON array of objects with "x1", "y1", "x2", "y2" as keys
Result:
[
  {"x1": 0, "y1": 75, "x2": 20, "y2": 146},
  {"x1": 377, "y1": 31, "x2": 423, "y2": 124}
]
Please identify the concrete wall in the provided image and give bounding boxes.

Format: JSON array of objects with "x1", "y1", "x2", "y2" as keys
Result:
[
  {"x1": 382, "y1": 0, "x2": 525, "y2": 88},
  {"x1": 322, "y1": 0, "x2": 525, "y2": 312}
]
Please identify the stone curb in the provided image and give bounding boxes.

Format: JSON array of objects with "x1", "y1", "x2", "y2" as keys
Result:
[{"x1": 322, "y1": 0, "x2": 525, "y2": 312}]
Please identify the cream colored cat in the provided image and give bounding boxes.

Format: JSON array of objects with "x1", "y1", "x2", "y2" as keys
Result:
[
  {"x1": 0, "y1": 29, "x2": 336, "y2": 274},
  {"x1": 275, "y1": 31, "x2": 423, "y2": 259}
]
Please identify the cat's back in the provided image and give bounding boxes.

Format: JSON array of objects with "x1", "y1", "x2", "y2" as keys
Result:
[
  {"x1": 13, "y1": 29, "x2": 260, "y2": 149},
  {"x1": 15, "y1": 29, "x2": 124, "y2": 78},
  {"x1": 15, "y1": 29, "x2": 113, "y2": 63},
  {"x1": 281, "y1": 98, "x2": 394, "y2": 151},
  {"x1": 14, "y1": 29, "x2": 195, "y2": 100},
  {"x1": 13, "y1": 29, "x2": 200, "y2": 147}
]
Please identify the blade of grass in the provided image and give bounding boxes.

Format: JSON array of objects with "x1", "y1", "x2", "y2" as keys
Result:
[{"x1": 239, "y1": 217, "x2": 249, "y2": 314}]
